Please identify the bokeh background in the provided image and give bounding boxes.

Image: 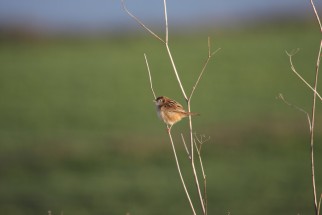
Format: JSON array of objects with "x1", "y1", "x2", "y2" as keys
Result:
[{"x1": 1, "y1": 0, "x2": 322, "y2": 215}]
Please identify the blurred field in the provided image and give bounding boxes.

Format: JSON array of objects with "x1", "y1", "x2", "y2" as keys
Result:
[{"x1": 0, "y1": 22, "x2": 322, "y2": 215}]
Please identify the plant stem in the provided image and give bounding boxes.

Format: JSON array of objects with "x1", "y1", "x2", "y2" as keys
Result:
[
  {"x1": 310, "y1": 39, "x2": 321, "y2": 215},
  {"x1": 168, "y1": 128, "x2": 196, "y2": 215}
]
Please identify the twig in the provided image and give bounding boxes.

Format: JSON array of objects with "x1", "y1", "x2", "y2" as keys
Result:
[
  {"x1": 194, "y1": 133, "x2": 210, "y2": 152},
  {"x1": 185, "y1": 36, "x2": 219, "y2": 215},
  {"x1": 121, "y1": 0, "x2": 165, "y2": 43},
  {"x1": 167, "y1": 128, "x2": 196, "y2": 215},
  {"x1": 194, "y1": 134, "x2": 210, "y2": 181},
  {"x1": 163, "y1": 0, "x2": 169, "y2": 43},
  {"x1": 158, "y1": 3, "x2": 196, "y2": 211},
  {"x1": 161, "y1": 0, "x2": 188, "y2": 100},
  {"x1": 194, "y1": 137, "x2": 208, "y2": 215},
  {"x1": 284, "y1": 1, "x2": 322, "y2": 212},
  {"x1": 193, "y1": 133, "x2": 210, "y2": 215},
  {"x1": 285, "y1": 50, "x2": 322, "y2": 101},
  {"x1": 194, "y1": 140, "x2": 205, "y2": 177},
  {"x1": 310, "y1": 2, "x2": 322, "y2": 213},
  {"x1": 122, "y1": 1, "x2": 217, "y2": 214},
  {"x1": 123, "y1": 0, "x2": 195, "y2": 212},
  {"x1": 181, "y1": 133, "x2": 191, "y2": 159},
  {"x1": 121, "y1": 0, "x2": 188, "y2": 99},
  {"x1": 187, "y1": 108, "x2": 206, "y2": 214},
  {"x1": 277, "y1": 93, "x2": 312, "y2": 132},
  {"x1": 310, "y1": 0, "x2": 322, "y2": 33},
  {"x1": 189, "y1": 37, "x2": 221, "y2": 100},
  {"x1": 309, "y1": 38, "x2": 322, "y2": 215},
  {"x1": 165, "y1": 44, "x2": 188, "y2": 100},
  {"x1": 144, "y1": 53, "x2": 156, "y2": 99}
]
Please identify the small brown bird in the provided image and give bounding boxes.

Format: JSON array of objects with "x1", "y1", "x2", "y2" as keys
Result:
[{"x1": 154, "y1": 96, "x2": 199, "y2": 129}]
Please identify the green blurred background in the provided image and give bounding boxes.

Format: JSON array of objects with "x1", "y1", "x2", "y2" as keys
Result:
[{"x1": 1, "y1": 7, "x2": 322, "y2": 215}]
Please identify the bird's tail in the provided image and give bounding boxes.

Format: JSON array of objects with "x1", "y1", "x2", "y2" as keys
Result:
[{"x1": 186, "y1": 112, "x2": 200, "y2": 116}]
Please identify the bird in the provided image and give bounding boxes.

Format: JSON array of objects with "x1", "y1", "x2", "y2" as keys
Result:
[{"x1": 154, "y1": 96, "x2": 199, "y2": 130}]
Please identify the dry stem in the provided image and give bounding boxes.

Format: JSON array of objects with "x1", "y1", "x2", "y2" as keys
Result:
[
  {"x1": 310, "y1": 39, "x2": 321, "y2": 215},
  {"x1": 310, "y1": 0, "x2": 322, "y2": 33},
  {"x1": 144, "y1": 53, "x2": 156, "y2": 99},
  {"x1": 121, "y1": 0, "x2": 188, "y2": 99},
  {"x1": 143, "y1": 53, "x2": 196, "y2": 214},
  {"x1": 282, "y1": 1, "x2": 321, "y2": 214},
  {"x1": 277, "y1": 93, "x2": 312, "y2": 132},
  {"x1": 310, "y1": 2, "x2": 322, "y2": 214},
  {"x1": 189, "y1": 37, "x2": 221, "y2": 100},
  {"x1": 168, "y1": 127, "x2": 197, "y2": 215},
  {"x1": 181, "y1": 133, "x2": 191, "y2": 159},
  {"x1": 194, "y1": 134, "x2": 210, "y2": 215},
  {"x1": 285, "y1": 50, "x2": 322, "y2": 101},
  {"x1": 121, "y1": 0, "x2": 164, "y2": 43},
  {"x1": 283, "y1": 45, "x2": 321, "y2": 215},
  {"x1": 186, "y1": 36, "x2": 218, "y2": 215},
  {"x1": 122, "y1": 1, "x2": 217, "y2": 214}
]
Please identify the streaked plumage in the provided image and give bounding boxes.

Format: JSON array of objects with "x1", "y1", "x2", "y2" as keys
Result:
[{"x1": 154, "y1": 96, "x2": 199, "y2": 128}]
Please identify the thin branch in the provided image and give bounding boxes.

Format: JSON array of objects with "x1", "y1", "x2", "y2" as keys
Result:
[
  {"x1": 188, "y1": 121, "x2": 206, "y2": 214},
  {"x1": 194, "y1": 140, "x2": 204, "y2": 176},
  {"x1": 144, "y1": 54, "x2": 156, "y2": 99},
  {"x1": 185, "y1": 38, "x2": 218, "y2": 215},
  {"x1": 309, "y1": 39, "x2": 322, "y2": 215},
  {"x1": 184, "y1": 37, "x2": 218, "y2": 215},
  {"x1": 194, "y1": 133, "x2": 210, "y2": 152},
  {"x1": 122, "y1": 1, "x2": 216, "y2": 214},
  {"x1": 189, "y1": 37, "x2": 221, "y2": 100},
  {"x1": 167, "y1": 128, "x2": 196, "y2": 215},
  {"x1": 165, "y1": 44, "x2": 188, "y2": 100},
  {"x1": 310, "y1": 0, "x2": 322, "y2": 33},
  {"x1": 194, "y1": 134, "x2": 210, "y2": 179},
  {"x1": 184, "y1": 37, "x2": 219, "y2": 215},
  {"x1": 121, "y1": 0, "x2": 165, "y2": 43},
  {"x1": 185, "y1": 36, "x2": 219, "y2": 215},
  {"x1": 194, "y1": 135, "x2": 209, "y2": 215},
  {"x1": 188, "y1": 121, "x2": 205, "y2": 214},
  {"x1": 311, "y1": 0, "x2": 322, "y2": 215},
  {"x1": 121, "y1": 0, "x2": 187, "y2": 100},
  {"x1": 277, "y1": 93, "x2": 312, "y2": 132},
  {"x1": 162, "y1": 0, "x2": 188, "y2": 100},
  {"x1": 285, "y1": 50, "x2": 322, "y2": 101},
  {"x1": 194, "y1": 139, "x2": 207, "y2": 215},
  {"x1": 163, "y1": 0, "x2": 169, "y2": 43},
  {"x1": 181, "y1": 133, "x2": 191, "y2": 159}
]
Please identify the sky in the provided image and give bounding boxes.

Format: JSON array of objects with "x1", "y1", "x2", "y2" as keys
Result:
[{"x1": 0, "y1": 0, "x2": 318, "y2": 33}]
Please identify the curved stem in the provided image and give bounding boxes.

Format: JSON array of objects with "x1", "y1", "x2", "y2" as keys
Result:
[
  {"x1": 144, "y1": 53, "x2": 157, "y2": 99},
  {"x1": 310, "y1": 0, "x2": 322, "y2": 33},
  {"x1": 310, "y1": 39, "x2": 321, "y2": 215},
  {"x1": 187, "y1": 101, "x2": 206, "y2": 214},
  {"x1": 121, "y1": 0, "x2": 165, "y2": 43}
]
